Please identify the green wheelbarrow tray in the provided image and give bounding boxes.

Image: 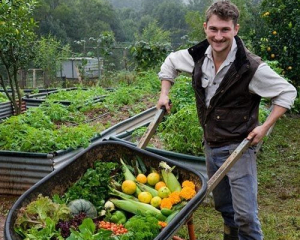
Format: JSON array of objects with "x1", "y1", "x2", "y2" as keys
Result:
[{"x1": 4, "y1": 140, "x2": 207, "y2": 240}]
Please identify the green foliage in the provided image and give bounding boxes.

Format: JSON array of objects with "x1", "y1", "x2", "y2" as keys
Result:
[
  {"x1": 0, "y1": 92, "x2": 8, "y2": 103},
  {"x1": 159, "y1": 104, "x2": 204, "y2": 156},
  {"x1": 135, "y1": 20, "x2": 171, "y2": 43},
  {"x1": 252, "y1": 0, "x2": 300, "y2": 84},
  {"x1": 34, "y1": 0, "x2": 122, "y2": 47},
  {"x1": 184, "y1": 11, "x2": 205, "y2": 42},
  {"x1": 130, "y1": 41, "x2": 172, "y2": 71},
  {"x1": 33, "y1": 35, "x2": 71, "y2": 82},
  {"x1": 130, "y1": 19, "x2": 172, "y2": 71},
  {"x1": 62, "y1": 161, "x2": 121, "y2": 211},
  {"x1": 104, "y1": 86, "x2": 145, "y2": 107},
  {"x1": 124, "y1": 214, "x2": 161, "y2": 240},
  {"x1": 0, "y1": 0, "x2": 38, "y2": 114},
  {"x1": 169, "y1": 75, "x2": 195, "y2": 113},
  {"x1": 14, "y1": 194, "x2": 70, "y2": 239},
  {"x1": 46, "y1": 87, "x2": 107, "y2": 106},
  {"x1": 67, "y1": 218, "x2": 112, "y2": 240},
  {"x1": 0, "y1": 103, "x2": 98, "y2": 152}
]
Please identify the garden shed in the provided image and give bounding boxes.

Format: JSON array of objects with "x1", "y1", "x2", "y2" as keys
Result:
[{"x1": 57, "y1": 57, "x2": 102, "y2": 80}]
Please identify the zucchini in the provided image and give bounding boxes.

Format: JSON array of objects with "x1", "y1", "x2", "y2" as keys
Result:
[
  {"x1": 160, "y1": 208, "x2": 174, "y2": 216},
  {"x1": 165, "y1": 209, "x2": 180, "y2": 223}
]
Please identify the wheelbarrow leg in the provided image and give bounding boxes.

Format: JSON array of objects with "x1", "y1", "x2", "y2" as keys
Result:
[
  {"x1": 172, "y1": 214, "x2": 196, "y2": 240},
  {"x1": 187, "y1": 214, "x2": 196, "y2": 240}
]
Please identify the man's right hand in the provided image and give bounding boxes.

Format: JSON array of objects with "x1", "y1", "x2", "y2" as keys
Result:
[
  {"x1": 157, "y1": 95, "x2": 172, "y2": 114},
  {"x1": 157, "y1": 80, "x2": 173, "y2": 114}
]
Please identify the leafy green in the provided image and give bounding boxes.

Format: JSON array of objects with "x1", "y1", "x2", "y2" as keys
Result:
[
  {"x1": 67, "y1": 218, "x2": 112, "y2": 240},
  {"x1": 123, "y1": 214, "x2": 161, "y2": 240},
  {"x1": 62, "y1": 161, "x2": 122, "y2": 211},
  {"x1": 14, "y1": 194, "x2": 70, "y2": 239}
]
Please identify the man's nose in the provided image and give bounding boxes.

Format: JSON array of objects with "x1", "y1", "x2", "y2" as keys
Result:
[{"x1": 215, "y1": 31, "x2": 223, "y2": 40}]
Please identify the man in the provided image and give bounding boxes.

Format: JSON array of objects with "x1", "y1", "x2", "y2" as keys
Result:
[{"x1": 157, "y1": 1, "x2": 297, "y2": 239}]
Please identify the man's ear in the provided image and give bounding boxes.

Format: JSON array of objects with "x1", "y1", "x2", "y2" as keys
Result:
[
  {"x1": 203, "y1": 22, "x2": 207, "y2": 30},
  {"x1": 234, "y1": 24, "x2": 240, "y2": 36}
]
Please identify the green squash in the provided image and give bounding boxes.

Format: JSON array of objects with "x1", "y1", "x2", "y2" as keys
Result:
[{"x1": 68, "y1": 199, "x2": 97, "y2": 218}]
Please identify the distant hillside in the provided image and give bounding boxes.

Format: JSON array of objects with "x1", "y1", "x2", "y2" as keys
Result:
[
  {"x1": 107, "y1": 0, "x2": 189, "y2": 10},
  {"x1": 107, "y1": 0, "x2": 142, "y2": 10}
]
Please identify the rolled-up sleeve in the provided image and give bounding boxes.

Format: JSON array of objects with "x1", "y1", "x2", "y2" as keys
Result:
[
  {"x1": 249, "y1": 63, "x2": 297, "y2": 109},
  {"x1": 158, "y1": 49, "x2": 194, "y2": 83}
]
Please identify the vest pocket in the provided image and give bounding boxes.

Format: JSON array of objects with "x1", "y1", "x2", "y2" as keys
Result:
[{"x1": 214, "y1": 108, "x2": 249, "y2": 123}]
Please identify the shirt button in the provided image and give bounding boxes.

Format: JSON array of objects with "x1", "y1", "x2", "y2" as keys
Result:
[{"x1": 217, "y1": 116, "x2": 220, "y2": 119}]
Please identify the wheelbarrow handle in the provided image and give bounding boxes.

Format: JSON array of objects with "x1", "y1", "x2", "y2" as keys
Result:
[
  {"x1": 206, "y1": 138, "x2": 252, "y2": 195},
  {"x1": 137, "y1": 100, "x2": 171, "y2": 149}
]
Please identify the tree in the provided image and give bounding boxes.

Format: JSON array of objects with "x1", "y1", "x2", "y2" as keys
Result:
[
  {"x1": 130, "y1": 22, "x2": 172, "y2": 71},
  {"x1": 251, "y1": 0, "x2": 300, "y2": 84},
  {"x1": 33, "y1": 35, "x2": 71, "y2": 87},
  {"x1": 0, "y1": 0, "x2": 38, "y2": 115}
]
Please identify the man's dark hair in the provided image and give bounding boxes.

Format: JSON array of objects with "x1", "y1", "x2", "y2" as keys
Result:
[{"x1": 205, "y1": 0, "x2": 240, "y2": 26}]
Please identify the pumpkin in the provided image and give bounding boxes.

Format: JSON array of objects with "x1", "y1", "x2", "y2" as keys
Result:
[{"x1": 68, "y1": 199, "x2": 97, "y2": 218}]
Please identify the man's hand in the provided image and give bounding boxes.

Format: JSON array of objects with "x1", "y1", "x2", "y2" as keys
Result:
[
  {"x1": 157, "y1": 95, "x2": 172, "y2": 114},
  {"x1": 157, "y1": 80, "x2": 173, "y2": 114},
  {"x1": 247, "y1": 105, "x2": 287, "y2": 145},
  {"x1": 246, "y1": 125, "x2": 269, "y2": 145}
]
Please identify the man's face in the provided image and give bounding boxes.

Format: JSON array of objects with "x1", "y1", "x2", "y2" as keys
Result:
[{"x1": 203, "y1": 14, "x2": 239, "y2": 56}]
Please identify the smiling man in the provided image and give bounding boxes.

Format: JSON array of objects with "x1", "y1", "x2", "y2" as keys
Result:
[{"x1": 157, "y1": 1, "x2": 296, "y2": 239}]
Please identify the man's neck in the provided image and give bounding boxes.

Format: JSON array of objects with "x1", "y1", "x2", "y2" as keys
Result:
[{"x1": 212, "y1": 47, "x2": 231, "y2": 72}]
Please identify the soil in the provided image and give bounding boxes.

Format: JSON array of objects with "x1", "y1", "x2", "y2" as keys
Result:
[{"x1": 0, "y1": 195, "x2": 19, "y2": 240}]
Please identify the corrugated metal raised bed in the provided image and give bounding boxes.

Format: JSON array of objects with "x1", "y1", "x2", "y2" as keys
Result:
[
  {"x1": 0, "y1": 107, "x2": 157, "y2": 195},
  {"x1": 4, "y1": 141, "x2": 207, "y2": 240},
  {"x1": 22, "y1": 87, "x2": 111, "y2": 108},
  {"x1": 0, "y1": 101, "x2": 26, "y2": 121}
]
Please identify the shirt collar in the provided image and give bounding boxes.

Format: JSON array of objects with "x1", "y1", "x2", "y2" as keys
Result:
[{"x1": 205, "y1": 38, "x2": 237, "y2": 64}]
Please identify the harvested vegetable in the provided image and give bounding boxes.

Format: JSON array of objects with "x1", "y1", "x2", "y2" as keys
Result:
[
  {"x1": 109, "y1": 210, "x2": 127, "y2": 224},
  {"x1": 147, "y1": 172, "x2": 160, "y2": 186},
  {"x1": 99, "y1": 221, "x2": 128, "y2": 235},
  {"x1": 179, "y1": 186, "x2": 196, "y2": 200},
  {"x1": 68, "y1": 199, "x2": 97, "y2": 218},
  {"x1": 136, "y1": 181, "x2": 158, "y2": 197},
  {"x1": 110, "y1": 198, "x2": 166, "y2": 221},
  {"x1": 122, "y1": 180, "x2": 137, "y2": 195},
  {"x1": 62, "y1": 161, "x2": 120, "y2": 211},
  {"x1": 136, "y1": 173, "x2": 147, "y2": 184},
  {"x1": 124, "y1": 214, "x2": 162, "y2": 240},
  {"x1": 138, "y1": 191, "x2": 153, "y2": 204},
  {"x1": 14, "y1": 194, "x2": 70, "y2": 239},
  {"x1": 120, "y1": 158, "x2": 141, "y2": 194},
  {"x1": 165, "y1": 209, "x2": 180, "y2": 223},
  {"x1": 104, "y1": 200, "x2": 115, "y2": 211},
  {"x1": 159, "y1": 161, "x2": 182, "y2": 192}
]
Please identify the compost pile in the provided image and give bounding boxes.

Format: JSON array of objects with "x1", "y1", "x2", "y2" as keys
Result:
[{"x1": 14, "y1": 158, "x2": 199, "y2": 240}]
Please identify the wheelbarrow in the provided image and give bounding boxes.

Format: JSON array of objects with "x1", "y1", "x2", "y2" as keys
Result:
[
  {"x1": 4, "y1": 106, "x2": 251, "y2": 240},
  {"x1": 4, "y1": 142, "x2": 207, "y2": 240}
]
